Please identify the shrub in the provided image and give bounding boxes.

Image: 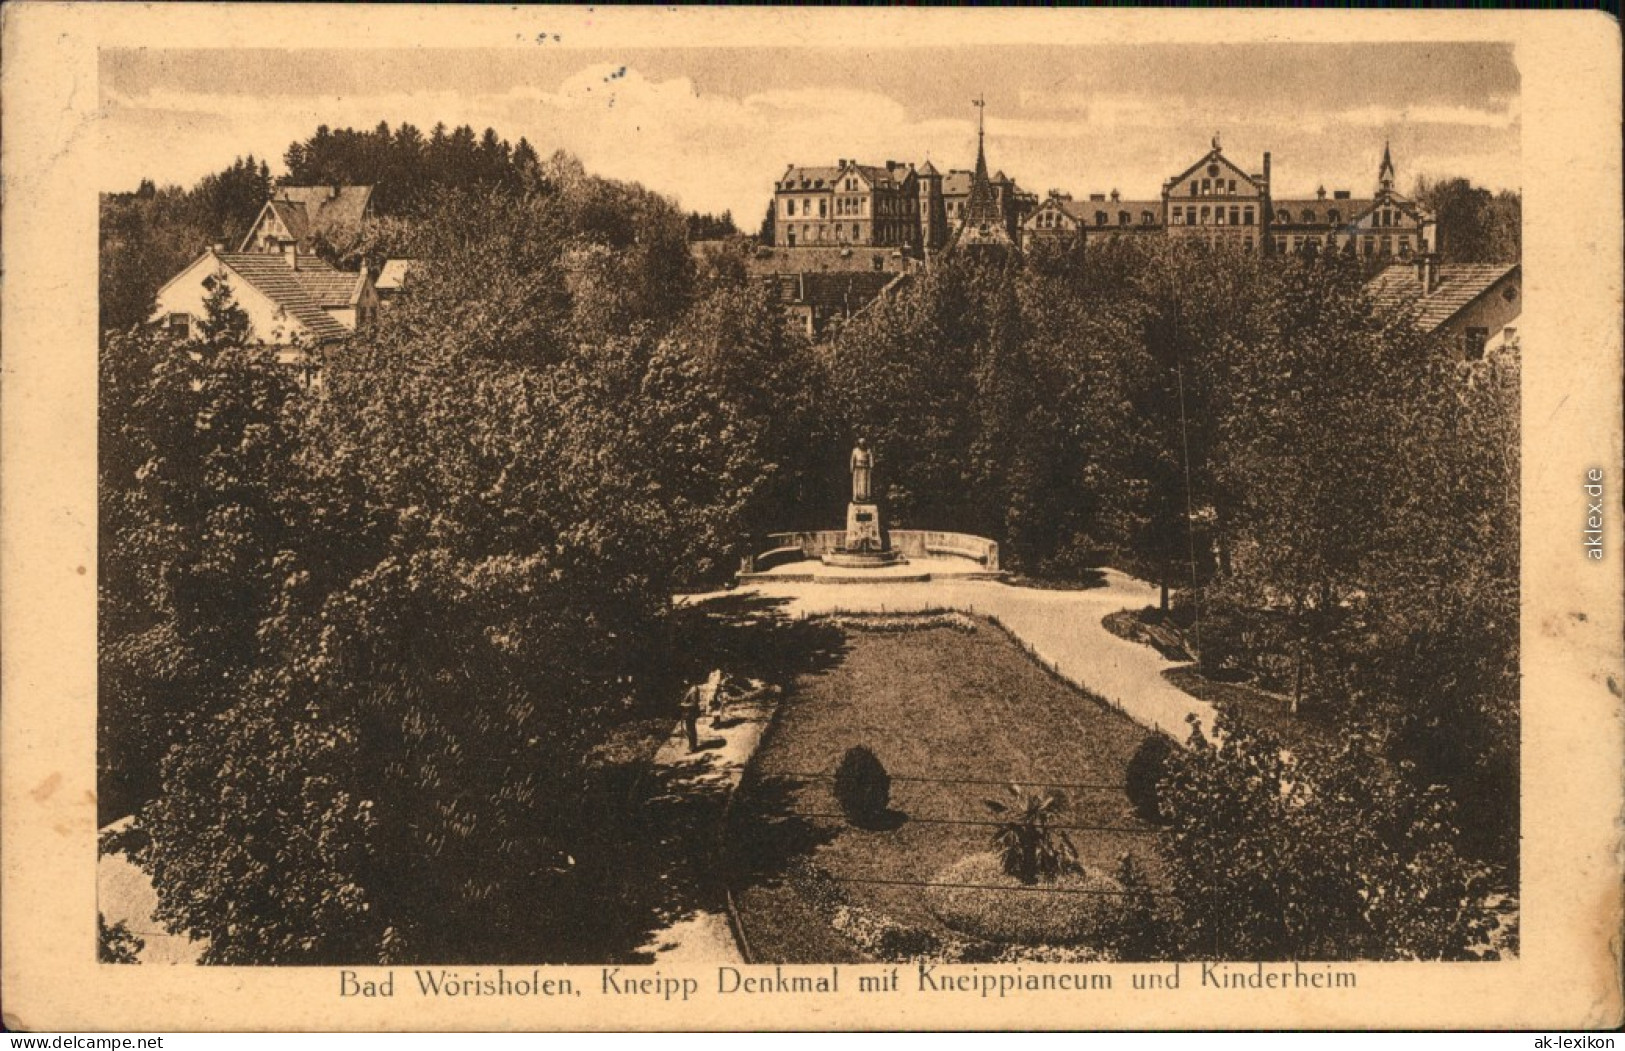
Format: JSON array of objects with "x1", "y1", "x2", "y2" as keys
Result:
[
  {"x1": 1101, "y1": 854, "x2": 1174, "y2": 960},
  {"x1": 984, "y1": 785, "x2": 1079, "y2": 883},
  {"x1": 1160, "y1": 709, "x2": 1501, "y2": 960},
  {"x1": 1124, "y1": 734, "x2": 1177, "y2": 826},
  {"x1": 833, "y1": 746, "x2": 891, "y2": 826},
  {"x1": 926, "y1": 853, "x2": 1120, "y2": 946}
]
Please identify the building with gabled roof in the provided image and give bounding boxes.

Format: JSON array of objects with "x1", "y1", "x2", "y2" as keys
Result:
[
  {"x1": 240, "y1": 185, "x2": 375, "y2": 256},
  {"x1": 1367, "y1": 259, "x2": 1520, "y2": 360},
  {"x1": 150, "y1": 244, "x2": 378, "y2": 361},
  {"x1": 1161, "y1": 134, "x2": 1271, "y2": 252},
  {"x1": 1268, "y1": 143, "x2": 1435, "y2": 260}
]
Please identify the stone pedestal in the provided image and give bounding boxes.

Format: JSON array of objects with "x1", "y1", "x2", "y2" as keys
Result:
[
  {"x1": 822, "y1": 502, "x2": 902, "y2": 567},
  {"x1": 845, "y1": 502, "x2": 884, "y2": 553}
]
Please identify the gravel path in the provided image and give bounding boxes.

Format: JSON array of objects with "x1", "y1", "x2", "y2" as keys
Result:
[{"x1": 737, "y1": 568, "x2": 1216, "y2": 741}]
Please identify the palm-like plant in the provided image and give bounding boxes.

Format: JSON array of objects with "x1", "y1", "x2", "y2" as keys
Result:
[{"x1": 985, "y1": 785, "x2": 1081, "y2": 884}]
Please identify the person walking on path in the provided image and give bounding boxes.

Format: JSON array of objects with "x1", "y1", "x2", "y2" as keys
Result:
[{"x1": 680, "y1": 680, "x2": 703, "y2": 752}]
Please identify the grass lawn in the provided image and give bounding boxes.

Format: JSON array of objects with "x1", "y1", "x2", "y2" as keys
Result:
[{"x1": 728, "y1": 618, "x2": 1165, "y2": 964}]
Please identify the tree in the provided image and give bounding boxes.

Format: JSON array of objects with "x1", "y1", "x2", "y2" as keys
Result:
[
  {"x1": 98, "y1": 278, "x2": 301, "y2": 820},
  {"x1": 1414, "y1": 176, "x2": 1520, "y2": 264},
  {"x1": 758, "y1": 199, "x2": 776, "y2": 246},
  {"x1": 99, "y1": 915, "x2": 144, "y2": 963},
  {"x1": 138, "y1": 182, "x2": 770, "y2": 963},
  {"x1": 1161, "y1": 709, "x2": 1500, "y2": 961}
]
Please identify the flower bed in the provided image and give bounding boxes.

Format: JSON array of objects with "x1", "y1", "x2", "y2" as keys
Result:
[{"x1": 925, "y1": 852, "x2": 1122, "y2": 946}]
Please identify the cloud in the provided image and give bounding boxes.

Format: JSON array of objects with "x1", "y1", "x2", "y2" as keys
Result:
[{"x1": 99, "y1": 61, "x2": 1519, "y2": 223}]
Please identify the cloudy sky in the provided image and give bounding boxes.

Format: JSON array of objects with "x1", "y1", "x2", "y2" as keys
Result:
[{"x1": 100, "y1": 44, "x2": 1519, "y2": 222}]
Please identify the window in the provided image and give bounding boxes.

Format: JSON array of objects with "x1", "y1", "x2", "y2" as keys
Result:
[
  {"x1": 1229, "y1": 206, "x2": 1240, "y2": 226},
  {"x1": 1143, "y1": 210, "x2": 1156, "y2": 225},
  {"x1": 1276, "y1": 209, "x2": 1291, "y2": 224},
  {"x1": 819, "y1": 199, "x2": 827, "y2": 218},
  {"x1": 1301, "y1": 209, "x2": 1315, "y2": 224},
  {"x1": 1228, "y1": 179, "x2": 1236, "y2": 193},
  {"x1": 1201, "y1": 178, "x2": 1211, "y2": 194},
  {"x1": 873, "y1": 255, "x2": 885, "y2": 272},
  {"x1": 1216, "y1": 208, "x2": 1227, "y2": 226},
  {"x1": 1363, "y1": 236, "x2": 1375, "y2": 257},
  {"x1": 1245, "y1": 235, "x2": 1255, "y2": 251},
  {"x1": 1119, "y1": 211, "x2": 1131, "y2": 226},
  {"x1": 1502, "y1": 285, "x2": 1518, "y2": 303},
  {"x1": 1327, "y1": 209, "x2": 1340, "y2": 225},
  {"x1": 1382, "y1": 236, "x2": 1393, "y2": 255},
  {"x1": 1190, "y1": 181, "x2": 1198, "y2": 195},
  {"x1": 786, "y1": 199, "x2": 796, "y2": 217},
  {"x1": 1243, "y1": 206, "x2": 1254, "y2": 225},
  {"x1": 787, "y1": 229, "x2": 796, "y2": 247},
  {"x1": 1462, "y1": 327, "x2": 1490, "y2": 361},
  {"x1": 803, "y1": 198, "x2": 811, "y2": 215},
  {"x1": 1200, "y1": 205, "x2": 1211, "y2": 225},
  {"x1": 166, "y1": 312, "x2": 191, "y2": 337},
  {"x1": 853, "y1": 223, "x2": 860, "y2": 239}
]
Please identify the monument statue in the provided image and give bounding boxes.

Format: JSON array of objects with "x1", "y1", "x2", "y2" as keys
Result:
[{"x1": 850, "y1": 438, "x2": 873, "y2": 503}]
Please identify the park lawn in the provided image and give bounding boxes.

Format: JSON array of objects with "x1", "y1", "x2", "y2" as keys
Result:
[{"x1": 729, "y1": 618, "x2": 1166, "y2": 964}]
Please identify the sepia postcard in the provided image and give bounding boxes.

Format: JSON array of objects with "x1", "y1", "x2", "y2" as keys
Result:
[{"x1": 2, "y1": 4, "x2": 1621, "y2": 1033}]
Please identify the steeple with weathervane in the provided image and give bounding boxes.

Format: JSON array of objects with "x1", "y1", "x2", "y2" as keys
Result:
[{"x1": 952, "y1": 95, "x2": 1018, "y2": 254}]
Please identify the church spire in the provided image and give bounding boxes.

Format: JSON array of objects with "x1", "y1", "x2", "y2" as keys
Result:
[
  {"x1": 952, "y1": 95, "x2": 1016, "y2": 254},
  {"x1": 1379, "y1": 140, "x2": 1396, "y2": 193}
]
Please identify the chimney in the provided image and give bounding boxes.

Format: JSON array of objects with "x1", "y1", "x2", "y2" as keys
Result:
[
  {"x1": 1316, "y1": 185, "x2": 1327, "y2": 201},
  {"x1": 1262, "y1": 152, "x2": 1271, "y2": 190},
  {"x1": 1333, "y1": 190, "x2": 1352, "y2": 200},
  {"x1": 1415, "y1": 254, "x2": 1439, "y2": 294},
  {"x1": 1089, "y1": 193, "x2": 1106, "y2": 202},
  {"x1": 1110, "y1": 189, "x2": 1120, "y2": 203}
]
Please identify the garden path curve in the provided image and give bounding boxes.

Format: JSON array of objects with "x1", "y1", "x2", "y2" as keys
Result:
[{"x1": 733, "y1": 568, "x2": 1217, "y2": 742}]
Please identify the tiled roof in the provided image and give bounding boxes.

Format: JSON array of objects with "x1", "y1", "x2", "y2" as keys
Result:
[
  {"x1": 215, "y1": 251, "x2": 355, "y2": 343},
  {"x1": 268, "y1": 199, "x2": 311, "y2": 244},
  {"x1": 1367, "y1": 262, "x2": 1519, "y2": 333},
  {"x1": 799, "y1": 271, "x2": 899, "y2": 310},
  {"x1": 275, "y1": 185, "x2": 373, "y2": 239},
  {"x1": 941, "y1": 171, "x2": 975, "y2": 197},
  {"x1": 778, "y1": 166, "x2": 843, "y2": 190},
  {"x1": 917, "y1": 159, "x2": 940, "y2": 177}
]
